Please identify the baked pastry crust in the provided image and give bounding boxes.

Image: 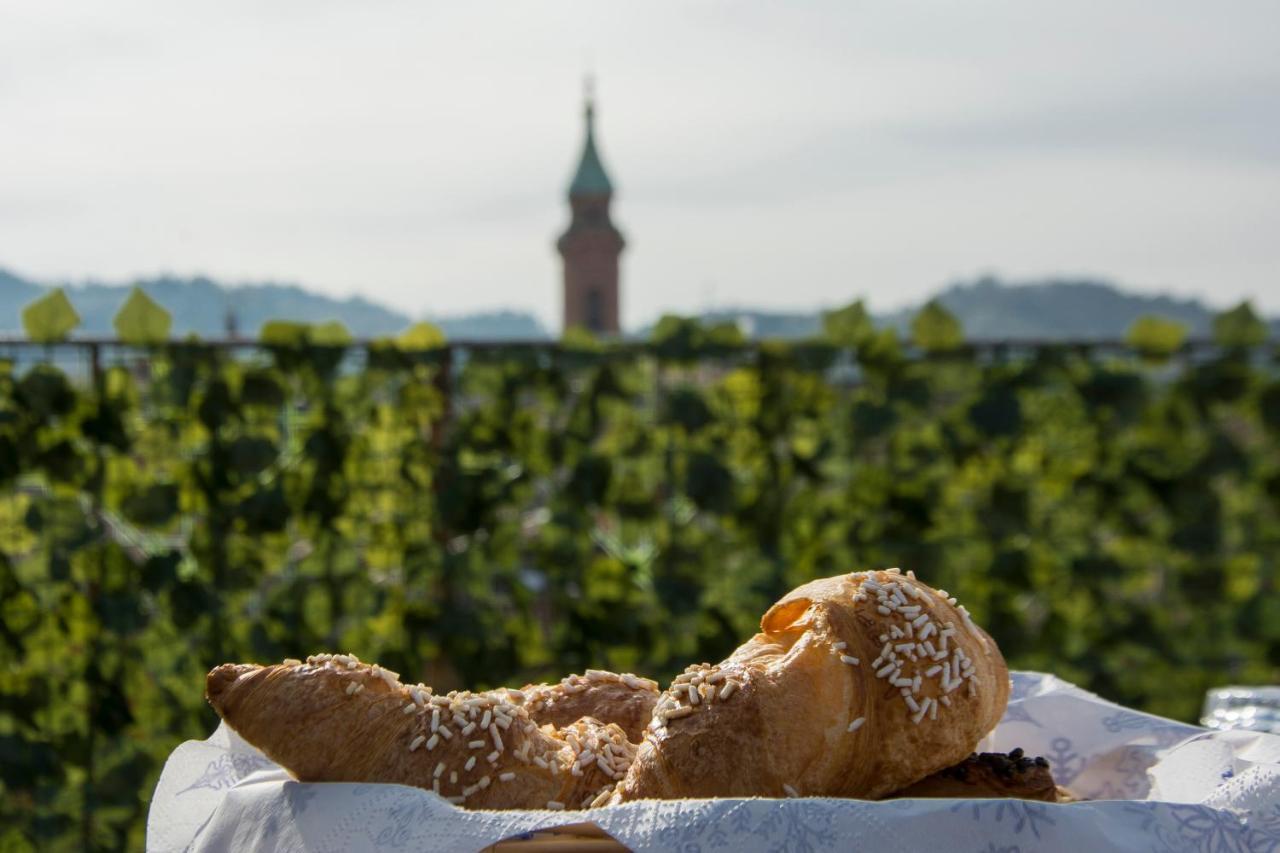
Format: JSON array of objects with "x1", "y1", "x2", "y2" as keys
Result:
[
  {"x1": 522, "y1": 670, "x2": 659, "y2": 744},
  {"x1": 206, "y1": 655, "x2": 633, "y2": 810},
  {"x1": 205, "y1": 569, "x2": 1013, "y2": 808},
  {"x1": 612, "y1": 569, "x2": 1010, "y2": 801},
  {"x1": 888, "y1": 749, "x2": 1057, "y2": 801}
]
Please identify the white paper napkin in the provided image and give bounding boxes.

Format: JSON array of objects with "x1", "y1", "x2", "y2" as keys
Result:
[{"x1": 147, "y1": 671, "x2": 1280, "y2": 853}]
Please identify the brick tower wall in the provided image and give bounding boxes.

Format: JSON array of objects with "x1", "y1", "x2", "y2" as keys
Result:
[
  {"x1": 559, "y1": 193, "x2": 624, "y2": 335},
  {"x1": 562, "y1": 233, "x2": 621, "y2": 334}
]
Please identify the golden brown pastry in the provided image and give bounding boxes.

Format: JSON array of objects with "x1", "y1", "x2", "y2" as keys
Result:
[
  {"x1": 887, "y1": 749, "x2": 1057, "y2": 801},
  {"x1": 611, "y1": 568, "x2": 1010, "y2": 802},
  {"x1": 522, "y1": 670, "x2": 660, "y2": 743},
  {"x1": 206, "y1": 655, "x2": 634, "y2": 810}
]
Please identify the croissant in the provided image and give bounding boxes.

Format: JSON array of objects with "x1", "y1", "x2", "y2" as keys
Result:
[
  {"x1": 205, "y1": 656, "x2": 634, "y2": 810},
  {"x1": 522, "y1": 670, "x2": 659, "y2": 743},
  {"x1": 611, "y1": 569, "x2": 1010, "y2": 801}
]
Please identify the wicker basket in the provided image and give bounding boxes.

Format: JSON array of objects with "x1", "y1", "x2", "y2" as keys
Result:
[{"x1": 482, "y1": 821, "x2": 629, "y2": 852}]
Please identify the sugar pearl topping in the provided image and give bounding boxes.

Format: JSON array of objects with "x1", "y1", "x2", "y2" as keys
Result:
[
  {"x1": 522, "y1": 669, "x2": 660, "y2": 718},
  {"x1": 647, "y1": 662, "x2": 745, "y2": 736},
  {"x1": 295, "y1": 654, "x2": 602, "y2": 808},
  {"x1": 854, "y1": 569, "x2": 985, "y2": 726}
]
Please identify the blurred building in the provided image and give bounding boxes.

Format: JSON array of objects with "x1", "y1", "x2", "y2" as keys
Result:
[{"x1": 557, "y1": 82, "x2": 625, "y2": 336}]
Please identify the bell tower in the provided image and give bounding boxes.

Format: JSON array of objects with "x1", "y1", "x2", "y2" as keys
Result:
[{"x1": 557, "y1": 79, "x2": 625, "y2": 335}]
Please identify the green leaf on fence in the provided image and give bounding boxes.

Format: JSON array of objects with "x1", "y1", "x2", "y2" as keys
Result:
[
  {"x1": 17, "y1": 366, "x2": 77, "y2": 420},
  {"x1": 1260, "y1": 383, "x2": 1280, "y2": 435},
  {"x1": 239, "y1": 370, "x2": 285, "y2": 408},
  {"x1": 705, "y1": 321, "x2": 746, "y2": 348},
  {"x1": 1212, "y1": 301, "x2": 1267, "y2": 348},
  {"x1": 310, "y1": 321, "x2": 351, "y2": 346},
  {"x1": 82, "y1": 399, "x2": 131, "y2": 450},
  {"x1": 969, "y1": 385, "x2": 1022, "y2": 437},
  {"x1": 260, "y1": 320, "x2": 311, "y2": 346},
  {"x1": 663, "y1": 387, "x2": 714, "y2": 433},
  {"x1": 113, "y1": 286, "x2": 172, "y2": 344},
  {"x1": 650, "y1": 315, "x2": 706, "y2": 361},
  {"x1": 121, "y1": 483, "x2": 179, "y2": 527},
  {"x1": 21, "y1": 288, "x2": 80, "y2": 342},
  {"x1": 561, "y1": 326, "x2": 603, "y2": 351},
  {"x1": 858, "y1": 327, "x2": 903, "y2": 369},
  {"x1": 1126, "y1": 314, "x2": 1187, "y2": 360},
  {"x1": 685, "y1": 451, "x2": 734, "y2": 512},
  {"x1": 397, "y1": 322, "x2": 446, "y2": 351},
  {"x1": 229, "y1": 435, "x2": 278, "y2": 476},
  {"x1": 822, "y1": 299, "x2": 874, "y2": 347},
  {"x1": 910, "y1": 300, "x2": 964, "y2": 352},
  {"x1": 568, "y1": 454, "x2": 612, "y2": 505}
]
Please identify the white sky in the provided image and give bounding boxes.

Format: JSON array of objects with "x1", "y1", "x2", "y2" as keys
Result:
[{"x1": 2, "y1": 1, "x2": 1279, "y2": 331}]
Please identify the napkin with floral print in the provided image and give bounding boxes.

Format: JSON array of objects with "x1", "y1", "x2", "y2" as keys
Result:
[{"x1": 147, "y1": 671, "x2": 1280, "y2": 853}]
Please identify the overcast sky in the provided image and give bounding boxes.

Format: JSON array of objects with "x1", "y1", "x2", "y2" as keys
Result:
[{"x1": 2, "y1": 1, "x2": 1278, "y2": 330}]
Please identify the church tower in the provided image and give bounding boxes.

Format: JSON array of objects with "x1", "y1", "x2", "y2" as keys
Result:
[{"x1": 557, "y1": 81, "x2": 625, "y2": 335}]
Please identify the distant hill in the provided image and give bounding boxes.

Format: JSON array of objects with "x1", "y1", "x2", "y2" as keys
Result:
[
  {"x1": 0, "y1": 268, "x2": 549, "y2": 340},
  {"x1": 3, "y1": 266, "x2": 1269, "y2": 343},
  {"x1": 433, "y1": 310, "x2": 547, "y2": 340},
  {"x1": 0, "y1": 269, "x2": 44, "y2": 324},
  {"x1": 691, "y1": 309, "x2": 822, "y2": 340},
  {"x1": 878, "y1": 277, "x2": 1222, "y2": 340},
  {"x1": 680, "y1": 277, "x2": 1270, "y2": 341}
]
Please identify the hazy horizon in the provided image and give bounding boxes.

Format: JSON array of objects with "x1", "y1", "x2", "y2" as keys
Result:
[{"x1": 3, "y1": 2, "x2": 1279, "y2": 331}]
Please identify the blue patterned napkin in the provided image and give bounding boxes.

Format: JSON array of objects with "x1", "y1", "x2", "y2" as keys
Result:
[{"x1": 147, "y1": 672, "x2": 1280, "y2": 853}]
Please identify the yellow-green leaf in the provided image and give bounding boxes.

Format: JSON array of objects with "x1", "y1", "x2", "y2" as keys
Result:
[
  {"x1": 561, "y1": 326, "x2": 603, "y2": 351},
  {"x1": 397, "y1": 322, "x2": 446, "y2": 350},
  {"x1": 1125, "y1": 315, "x2": 1186, "y2": 361},
  {"x1": 910, "y1": 300, "x2": 964, "y2": 352},
  {"x1": 113, "y1": 286, "x2": 172, "y2": 344},
  {"x1": 310, "y1": 321, "x2": 352, "y2": 346},
  {"x1": 22, "y1": 289, "x2": 80, "y2": 342},
  {"x1": 260, "y1": 320, "x2": 310, "y2": 346},
  {"x1": 822, "y1": 300, "x2": 874, "y2": 347},
  {"x1": 705, "y1": 321, "x2": 745, "y2": 347},
  {"x1": 1212, "y1": 301, "x2": 1268, "y2": 348}
]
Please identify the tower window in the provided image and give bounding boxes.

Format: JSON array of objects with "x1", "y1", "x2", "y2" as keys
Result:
[{"x1": 586, "y1": 288, "x2": 603, "y2": 331}]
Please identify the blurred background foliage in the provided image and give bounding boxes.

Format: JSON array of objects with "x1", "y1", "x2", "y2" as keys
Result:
[{"x1": 1, "y1": 297, "x2": 1278, "y2": 849}]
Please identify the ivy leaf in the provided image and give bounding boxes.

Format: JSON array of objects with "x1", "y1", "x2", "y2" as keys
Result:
[
  {"x1": 121, "y1": 483, "x2": 179, "y2": 526},
  {"x1": 650, "y1": 315, "x2": 705, "y2": 361},
  {"x1": 561, "y1": 326, "x2": 603, "y2": 351},
  {"x1": 684, "y1": 451, "x2": 735, "y2": 512},
  {"x1": 228, "y1": 435, "x2": 277, "y2": 476},
  {"x1": 969, "y1": 386, "x2": 1022, "y2": 438},
  {"x1": 21, "y1": 289, "x2": 80, "y2": 342},
  {"x1": 81, "y1": 399, "x2": 130, "y2": 451},
  {"x1": 910, "y1": 300, "x2": 964, "y2": 352},
  {"x1": 852, "y1": 399, "x2": 896, "y2": 438},
  {"x1": 17, "y1": 366, "x2": 77, "y2": 420},
  {"x1": 310, "y1": 321, "x2": 351, "y2": 346},
  {"x1": 1126, "y1": 315, "x2": 1187, "y2": 361},
  {"x1": 1212, "y1": 301, "x2": 1268, "y2": 348},
  {"x1": 704, "y1": 322, "x2": 745, "y2": 348},
  {"x1": 567, "y1": 454, "x2": 612, "y2": 505},
  {"x1": 239, "y1": 370, "x2": 285, "y2": 408},
  {"x1": 858, "y1": 327, "x2": 903, "y2": 370},
  {"x1": 397, "y1": 322, "x2": 446, "y2": 351},
  {"x1": 822, "y1": 300, "x2": 874, "y2": 347},
  {"x1": 1260, "y1": 382, "x2": 1280, "y2": 434},
  {"x1": 113, "y1": 286, "x2": 172, "y2": 344},
  {"x1": 662, "y1": 387, "x2": 714, "y2": 433},
  {"x1": 260, "y1": 320, "x2": 310, "y2": 347}
]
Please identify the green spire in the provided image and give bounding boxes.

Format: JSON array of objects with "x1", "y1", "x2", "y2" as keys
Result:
[{"x1": 568, "y1": 78, "x2": 614, "y2": 197}]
